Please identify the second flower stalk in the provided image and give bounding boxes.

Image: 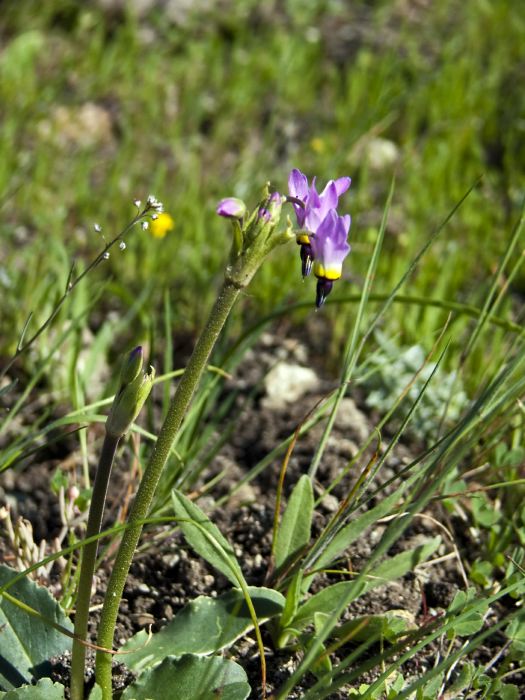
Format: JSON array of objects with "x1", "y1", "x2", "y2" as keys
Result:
[{"x1": 70, "y1": 348, "x2": 154, "y2": 700}]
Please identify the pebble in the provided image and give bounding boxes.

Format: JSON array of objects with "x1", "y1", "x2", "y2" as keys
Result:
[{"x1": 263, "y1": 362, "x2": 319, "y2": 410}]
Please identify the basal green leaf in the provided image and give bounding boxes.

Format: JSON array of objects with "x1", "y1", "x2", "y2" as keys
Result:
[
  {"x1": 0, "y1": 678, "x2": 65, "y2": 699},
  {"x1": 370, "y1": 537, "x2": 441, "y2": 582},
  {"x1": 88, "y1": 684, "x2": 103, "y2": 700},
  {"x1": 274, "y1": 475, "x2": 313, "y2": 572},
  {"x1": 122, "y1": 586, "x2": 284, "y2": 671},
  {"x1": 121, "y1": 654, "x2": 250, "y2": 700},
  {"x1": 332, "y1": 610, "x2": 416, "y2": 644},
  {"x1": 171, "y1": 490, "x2": 243, "y2": 587},
  {"x1": 0, "y1": 565, "x2": 73, "y2": 691},
  {"x1": 291, "y1": 537, "x2": 441, "y2": 629}
]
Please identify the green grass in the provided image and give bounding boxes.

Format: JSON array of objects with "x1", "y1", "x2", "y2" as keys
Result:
[
  {"x1": 1, "y1": 0, "x2": 524, "y2": 367},
  {"x1": 1, "y1": 1, "x2": 525, "y2": 697}
]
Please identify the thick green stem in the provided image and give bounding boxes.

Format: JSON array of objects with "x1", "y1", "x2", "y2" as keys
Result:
[
  {"x1": 70, "y1": 432, "x2": 120, "y2": 700},
  {"x1": 95, "y1": 280, "x2": 240, "y2": 698}
]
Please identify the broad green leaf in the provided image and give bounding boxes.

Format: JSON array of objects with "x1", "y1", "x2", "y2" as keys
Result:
[
  {"x1": 418, "y1": 672, "x2": 444, "y2": 700},
  {"x1": 121, "y1": 654, "x2": 250, "y2": 700},
  {"x1": 446, "y1": 588, "x2": 488, "y2": 637},
  {"x1": 291, "y1": 538, "x2": 441, "y2": 629},
  {"x1": 274, "y1": 475, "x2": 313, "y2": 572},
  {"x1": 471, "y1": 494, "x2": 500, "y2": 528},
  {"x1": 495, "y1": 683, "x2": 519, "y2": 700},
  {"x1": 0, "y1": 565, "x2": 73, "y2": 691},
  {"x1": 88, "y1": 685, "x2": 103, "y2": 700},
  {"x1": 122, "y1": 586, "x2": 284, "y2": 671},
  {"x1": 0, "y1": 678, "x2": 65, "y2": 699},
  {"x1": 171, "y1": 490, "x2": 243, "y2": 587},
  {"x1": 505, "y1": 610, "x2": 525, "y2": 652}
]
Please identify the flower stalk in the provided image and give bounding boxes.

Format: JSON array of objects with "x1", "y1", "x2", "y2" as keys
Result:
[
  {"x1": 95, "y1": 186, "x2": 291, "y2": 698},
  {"x1": 70, "y1": 348, "x2": 154, "y2": 700}
]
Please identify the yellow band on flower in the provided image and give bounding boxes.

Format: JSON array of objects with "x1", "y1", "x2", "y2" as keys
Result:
[
  {"x1": 313, "y1": 261, "x2": 342, "y2": 280},
  {"x1": 296, "y1": 232, "x2": 310, "y2": 245}
]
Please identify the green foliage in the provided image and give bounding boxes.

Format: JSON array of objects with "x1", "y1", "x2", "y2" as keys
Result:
[
  {"x1": 171, "y1": 490, "x2": 244, "y2": 587},
  {"x1": 446, "y1": 588, "x2": 487, "y2": 637},
  {"x1": 1, "y1": 2, "x2": 525, "y2": 697},
  {"x1": 121, "y1": 587, "x2": 284, "y2": 671},
  {"x1": 287, "y1": 538, "x2": 441, "y2": 633},
  {"x1": 0, "y1": 678, "x2": 65, "y2": 699},
  {"x1": 274, "y1": 474, "x2": 313, "y2": 573},
  {"x1": 0, "y1": 565, "x2": 72, "y2": 691},
  {"x1": 356, "y1": 331, "x2": 468, "y2": 442},
  {"x1": 121, "y1": 655, "x2": 250, "y2": 700}
]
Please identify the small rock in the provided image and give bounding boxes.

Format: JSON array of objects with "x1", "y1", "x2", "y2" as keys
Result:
[
  {"x1": 263, "y1": 362, "x2": 319, "y2": 410},
  {"x1": 161, "y1": 552, "x2": 180, "y2": 568},
  {"x1": 334, "y1": 398, "x2": 370, "y2": 443},
  {"x1": 319, "y1": 493, "x2": 339, "y2": 513},
  {"x1": 203, "y1": 574, "x2": 215, "y2": 587}
]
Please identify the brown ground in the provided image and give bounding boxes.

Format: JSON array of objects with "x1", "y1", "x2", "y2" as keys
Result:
[{"x1": 0, "y1": 329, "x2": 522, "y2": 699}]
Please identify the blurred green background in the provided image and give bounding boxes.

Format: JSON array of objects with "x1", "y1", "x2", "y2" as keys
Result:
[{"x1": 1, "y1": 0, "x2": 524, "y2": 377}]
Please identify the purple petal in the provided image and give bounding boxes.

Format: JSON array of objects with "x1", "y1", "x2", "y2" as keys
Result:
[
  {"x1": 310, "y1": 210, "x2": 351, "y2": 270},
  {"x1": 288, "y1": 169, "x2": 308, "y2": 200},
  {"x1": 318, "y1": 181, "x2": 338, "y2": 217},
  {"x1": 334, "y1": 177, "x2": 351, "y2": 196}
]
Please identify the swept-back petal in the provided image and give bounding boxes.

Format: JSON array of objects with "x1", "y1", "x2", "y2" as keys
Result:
[
  {"x1": 334, "y1": 177, "x2": 351, "y2": 196},
  {"x1": 288, "y1": 169, "x2": 309, "y2": 200},
  {"x1": 310, "y1": 209, "x2": 351, "y2": 279}
]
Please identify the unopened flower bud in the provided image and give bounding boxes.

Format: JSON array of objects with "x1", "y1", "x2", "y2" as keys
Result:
[
  {"x1": 120, "y1": 345, "x2": 144, "y2": 384},
  {"x1": 216, "y1": 197, "x2": 247, "y2": 220},
  {"x1": 106, "y1": 348, "x2": 155, "y2": 438}
]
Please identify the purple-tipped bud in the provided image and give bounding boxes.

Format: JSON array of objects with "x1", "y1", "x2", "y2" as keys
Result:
[
  {"x1": 315, "y1": 278, "x2": 334, "y2": 308},
  {"x1": 216, "y1": 197, "x2": 247, "y2": 219},
  {"x1": 120, "y1": 346, "x2": 143, "y2": 385}
]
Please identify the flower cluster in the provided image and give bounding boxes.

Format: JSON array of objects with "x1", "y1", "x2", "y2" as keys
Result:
[
  {"x1": 215, "y1": 169, "x2": 351, "y2": 307},
  {"x1": 287, "y1": 168, "x2": 351, "y2": 307}
]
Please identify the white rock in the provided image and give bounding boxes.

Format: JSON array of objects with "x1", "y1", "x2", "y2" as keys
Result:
[
  {"x1": 263, "y1": 362, "x2": 319, "y2": 409},
  {"x1": 334, "y1": 398, "x2": 370, "y2": 443}
]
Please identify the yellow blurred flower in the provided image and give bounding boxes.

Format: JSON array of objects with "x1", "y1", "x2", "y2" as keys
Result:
[
  {"x1": 310, "y1": 137, "x2": 326, "y2": 154},
  {"x1": 149, "y1": 212, "x2": 175, "y2": 239}
]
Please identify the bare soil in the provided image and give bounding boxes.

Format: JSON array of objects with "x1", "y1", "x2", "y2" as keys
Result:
[{"x1": 0, "y1": 330, "x2": 522, "y2": 699}]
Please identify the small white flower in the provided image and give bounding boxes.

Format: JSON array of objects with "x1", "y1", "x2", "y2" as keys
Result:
[
  {"x1": 94, "y1": 223, "x2": 102, "y2": 232},
  {"x1": 151, "y1": 213, "x2": 158, "y2": 220},
  {"x1": 146, "y1": 194, "x2": 164, "y2": 212},
  {"x1": 133, "y1": 199, "x2": 142, "y2": 209},
  {"x1": 103, "y1": 251, "x2": 110, "y2": 260},
  {"x1": 119, "y1": 241, "x2": 126, "y2": 250},
  {"x1": 141, "y1": 221, "x2": 149, "y2": 230}
]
